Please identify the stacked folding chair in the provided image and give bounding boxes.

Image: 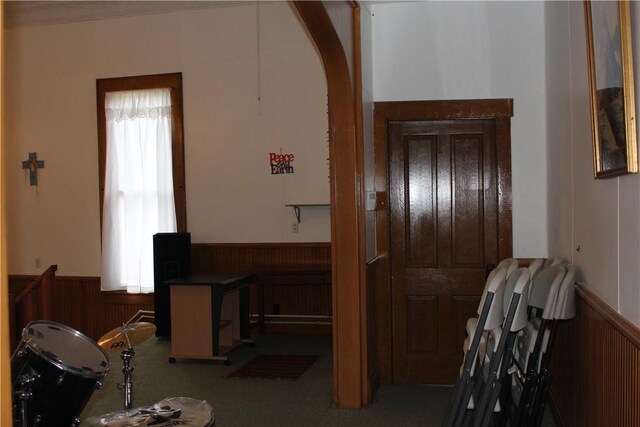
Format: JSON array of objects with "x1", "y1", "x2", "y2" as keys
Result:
[
  {"x1": 508, "y1": 263, "x2": 576, "y2": 427},
  {"x1": 526, "y1": 258, "x2": 544, "y2": 281},
  {"x1": 442, "y1": 263, "x2": 509, "y2": 427},
  {"x1": 442, "y1": 259, "x2": 531, "y2": 427},
  {"x1": 470, "y1": 267, "x2": 531, "y2": 427},
  {"x1": 542, "y1": 257, "x2": 562, "y2": 269}
]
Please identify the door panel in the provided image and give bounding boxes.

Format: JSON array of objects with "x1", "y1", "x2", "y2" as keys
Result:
[
  {"x1": 390, "y1": 119, "x2": 498, "y2": 384},
  {"x1": 452, "y1": 134, "x2": 484, "y2": 267},
  {"x1": 406, "y1": 295, "x2": 438, "y2": 354},
  {"x1": 406, "y1": 135, "x2": 438, "y2": 268}
]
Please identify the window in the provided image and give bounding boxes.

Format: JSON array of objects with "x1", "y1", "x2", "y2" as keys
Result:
[{"x1": 97, "y1": 73, "x2": 186, "y2": 293}]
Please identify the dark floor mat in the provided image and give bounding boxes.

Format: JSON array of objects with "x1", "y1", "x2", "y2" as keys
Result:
[{"x1": 227, "y1": 354, "x2": 319, "y2": 380}]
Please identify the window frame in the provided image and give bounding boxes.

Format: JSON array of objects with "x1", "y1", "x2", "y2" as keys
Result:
[{"x1": 96, "y1": 72, "x2": 187, "y2": 233}]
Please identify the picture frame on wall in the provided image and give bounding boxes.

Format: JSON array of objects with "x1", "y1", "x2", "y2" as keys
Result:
[{"x1": 584, "y1": 0, "x2": 637, "y2": 178}]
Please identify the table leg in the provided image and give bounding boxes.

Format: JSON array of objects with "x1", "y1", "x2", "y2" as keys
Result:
[
  {"x1": 239, "y1": 285, "x2": 250, "y2": 340},
  {"x1": 259, "y1": 282, "x2": 265, "y2": 334},
  {"x1": 210, "y1": 287, "x2": 224, "y2": 357}
]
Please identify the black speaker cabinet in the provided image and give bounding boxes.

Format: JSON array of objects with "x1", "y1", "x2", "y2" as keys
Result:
[{"x1": 153, "y1": 232, "x2": 192, "y2": 337}]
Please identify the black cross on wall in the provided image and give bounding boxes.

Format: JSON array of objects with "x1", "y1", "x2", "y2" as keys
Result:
[{"x1": 21, "y1": 152, "x2": 45, "y2": 186}]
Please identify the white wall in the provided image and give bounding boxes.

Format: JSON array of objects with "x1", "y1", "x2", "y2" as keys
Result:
[
  {"x1": 361, "y1": 3, "x2": 376, "y2": 261},
  {"x1": 5, "y1": 3, "x2": 329, "y2": 276},
  {"x1": 547, "y1": 1, "x2": 640, "y2": 327},
  {"x1": 545, "y1": 1, "x2": 573, "y2": 264},
  {"x1": 371, "y1": 1, "x2": 548, "y2": 258}
]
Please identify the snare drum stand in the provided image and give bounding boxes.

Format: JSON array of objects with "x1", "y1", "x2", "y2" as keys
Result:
[
  {"x1": 120, "y1": 348, "x2": 135, "y2": 410},
  {"x1": 14, "y1": 371, "x2": 39, "y2": 427}
]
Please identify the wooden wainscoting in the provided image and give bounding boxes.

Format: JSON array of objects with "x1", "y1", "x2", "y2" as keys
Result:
[
  {"x1": 100, "y1": 292, "x2": 155, "y2": 339},
  {"x1": 9, "y1": 243, "x2": 331, "y2": 344},
  {"x1": 191, "y1": 242, "x2": 331, "y2": 272},
  {"x1": 192, "y1": 243, "x2": 332, "y2": 334},
  {"x1": 550, "y1": 286, "x2": 640, "y2": 427},
  {"x1": 9, "y1": 275, "x2": 153, "y2": 344},
  {"x1": 365, "y1": 255, "x2": 385, "y2": 402}
]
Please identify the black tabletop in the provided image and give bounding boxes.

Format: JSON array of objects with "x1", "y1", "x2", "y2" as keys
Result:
[{"x1": 164, "y1": 272, "x2": 251, "y2": 286}]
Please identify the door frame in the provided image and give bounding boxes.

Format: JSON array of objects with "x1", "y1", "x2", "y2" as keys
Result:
[
  {"x1": 294, "y1": 1, "x2": 368, "y2": 407},
  {"x1": 373, "y1": 99, "x2": 514, "y2": 383}
]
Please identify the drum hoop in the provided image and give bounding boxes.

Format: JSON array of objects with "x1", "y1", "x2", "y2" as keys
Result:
[{"x1": 22, "y1": 320, "x2": 110, "y2": 378}]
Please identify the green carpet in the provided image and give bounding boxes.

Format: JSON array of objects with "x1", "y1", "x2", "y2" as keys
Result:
[{"x1": 77, "y1": 334, "x2": 555, "y2": 426}]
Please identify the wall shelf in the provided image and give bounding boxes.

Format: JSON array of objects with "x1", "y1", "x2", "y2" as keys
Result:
[{"x1": 285, "y1": 204, "x2": 330, "y2": 223}]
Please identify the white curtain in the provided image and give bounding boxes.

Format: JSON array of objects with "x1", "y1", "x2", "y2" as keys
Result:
[{"x1": 101, "y1": 88, "x2": 177, "y2": 293}]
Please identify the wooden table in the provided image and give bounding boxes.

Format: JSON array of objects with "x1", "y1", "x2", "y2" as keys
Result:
[{"x1": 165, "y1": 273, "x2": 253, "y2": 364}]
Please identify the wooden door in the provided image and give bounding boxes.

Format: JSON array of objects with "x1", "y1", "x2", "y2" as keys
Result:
[{"x1": 389, "y1": 119, "x2": 499, "y2": 384}]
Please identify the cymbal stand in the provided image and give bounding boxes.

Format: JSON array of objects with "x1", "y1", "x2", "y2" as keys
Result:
[
  {"x1": 120, "y1": 348, "x2": 135, "y2": 410},
  {"x1": 14, "y1": 371, "x2": 39, "y2": 426}
]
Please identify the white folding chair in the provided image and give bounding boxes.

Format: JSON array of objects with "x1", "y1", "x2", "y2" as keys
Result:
[
  {"x1": 553, "y1": 266, "x2": 576, "y2": 320},
  {"x1": 542, "y1": 257, "x2": 562, "y2": 269},
  {"x1": 496, "y1": 258, "x2": 519, "y2": 277},
  {"x1": 525, "y1": 258, "x2": 545, "y2": 314},
  {"x1": 526, "y1": 266, "x2": 576, "y2": 427},
  {"x1": 510, "y1": 265, "x2": 567, "y2": 422},
  {"x1": 471, "y1": 267, "x2": 531, "y2": 427},
  {"x1": 526, "y1": 258, "x2": 544, "y2": 282},
  {"x1": 442, "y1": 267, "x2": 508, "y2": 427}
]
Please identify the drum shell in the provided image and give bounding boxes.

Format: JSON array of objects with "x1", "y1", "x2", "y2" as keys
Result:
[{"x1": 12, "y1": 322, "x2": 109, "y2": 427}]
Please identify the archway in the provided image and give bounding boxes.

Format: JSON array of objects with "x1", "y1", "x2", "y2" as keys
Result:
[{"x1": 294, "y1": 1, "x2": 367, "y2": 408}]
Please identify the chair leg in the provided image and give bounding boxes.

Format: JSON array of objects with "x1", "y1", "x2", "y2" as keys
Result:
[
  {"x1": 530, "y1": 320, "x2": 558, "y2": 427},
  {"x1": 479, "y1": 334, "x2": 517, "y2": 427},
  {"x1": 491, "y1": 351, "x2": 517, "y2": 427},
  {"x1": 443, "y1": 293, "x2": 496, "y2": 427},
  {"x1": 513, "y1": 320, "x2": 549, "y2": 426},
  {"x1": 531, "y1": 371, "x2": 551, "y2": 427},
  {"x1": 455, "y1": 380, "x2": 479, "y2": 427},
  {"x1": 473, "y1": 295, "x2": 520, "y2": 427},
  {"x1": 459, "y1": 368, "x2": 488, "y2": 427},
  {"x1": 444, "y1": 374, "x2": 471, "y2": 427}
]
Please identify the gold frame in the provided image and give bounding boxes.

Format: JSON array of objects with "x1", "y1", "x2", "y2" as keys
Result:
[{"x1": 585, "y1": 0, "x2": 637, "y2": 178}]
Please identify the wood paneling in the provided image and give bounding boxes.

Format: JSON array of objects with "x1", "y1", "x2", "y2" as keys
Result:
[
  {"x1": 100, "y1": 292, "x2": 154, "y2": 341},
  {"x1": 10, "y1": 243, "x2": 331, "y2": 345},
  {"x1": 263, "y1": 283, "x2": 330, "y2": 316},
  {"x1": 192, "y1": 243, "x2": 331, "y2": 273},
  {"x1": 193, "y1": 243, "x2": 332, "y2": 335},
  {"x1": 9, "y1": 275, "x2": 153, "y2": 345},
  {"x1": 365, "y1": 256, "x2": 383, "y2": 402},
  {"x1": 550, "y1": 286, "x2": 640, "y2": 427}
]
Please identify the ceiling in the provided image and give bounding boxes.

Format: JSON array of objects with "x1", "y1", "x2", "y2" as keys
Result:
[{"x1": 3, "y1": 1, "x2": 250, "y2": 29}]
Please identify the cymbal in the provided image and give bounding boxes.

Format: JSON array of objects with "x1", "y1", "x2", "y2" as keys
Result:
[{"x1": 98, "y1": 322, "x2": 156, "y2": 352}]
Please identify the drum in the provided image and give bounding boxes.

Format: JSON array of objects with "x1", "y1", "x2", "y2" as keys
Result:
[
  {"x1": 12, "y1": 320, "x2": 110, "y2": 427},
  {"x1": 84, "y1": 397, "x2": 215, "y2": 426}
]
